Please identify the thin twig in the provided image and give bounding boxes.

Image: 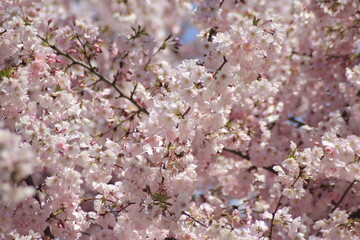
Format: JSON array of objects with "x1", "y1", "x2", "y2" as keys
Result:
[
  {"x1": 75, "y1": 34, "x2": 93, "y2": 67},
  {"x1": 116, "y1": 201, "x2": 136, "y2": 212},
  {"x1": 130, "y1": 83, "x2": 138, "y2": 99},
  {"x1": 143, "y1": 34, "x2": 172, "y2": 70},
  {"x1": 213, "y1": 56, "x2": 228, "y2": 79},
  {"x1": 86, "y1": 79, "x2": 101, "y2": 88},
  {"x1": 269, "y1": 173, "x2": 302, "y2": 240},
  {"x1": 181, "y1": 106, "x2": 191, "y2": 119},
  {"x1": 182, "y1": 211, "x2": 208, "y2": 228},
  {"x1": 315, "y1": 180, "x2": 357, "y2": 237},
  {"x1": 331, "y1": 180, "x2": 357, "y2": 213},
  {"x1": 100, "y1": 112, "x2": 138, "y2": 137},
  {"x1": 81, "y1": 197, "x2": 118, "y2": 205},
  {"x1": 269, "y1": 194, "x2": 283, "y2": 240}
]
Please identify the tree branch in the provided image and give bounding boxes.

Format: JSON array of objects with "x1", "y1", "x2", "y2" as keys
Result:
[
  {"x1": 223, "y1": 148, "x2": 277, "y2": 175},
  {"x1": 38, "y1": 35, "x2": 149, "y2": 115},
  {"x1": 331, "y1": 180, "x2": 357, "y2": 213},
  {"x1": 269, "y1": 194, "x2": 283, "y2": 240},
  {"x1": 269, "y1": 172, "x2": 302, "y2": 240},
  {"x1": 182, "y1": 211, "x2": 209, "y2": 228},
  {"x1": 287, "y1": 116, "x2": 306, "y2": 128},
  {"x1": 223, "y1": 148, "x2": 250, "y2": 160},
  {"x1": 213, "y1": 56, "x2": 228, "y2": 79}
]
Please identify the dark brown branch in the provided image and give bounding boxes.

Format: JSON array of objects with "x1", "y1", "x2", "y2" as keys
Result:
[
  {"x1": 75, "y1": 34, "x2": 93, "y2": 67},
  {"x1": 315, "y1": 180, "x2": 357, "y2": 237},
  {"x1": 223, "y1": 148, "x2": 277, "y2": 175},
  {"x1": 288, "y1": 116, "x2": 306, "y2": 127},
  {"x1": 269, "y1": 172, "x2": 302, "y2": 240},
  {"x1": 269, "y1": 194, "x2": 283, "y2": 240},
  {"x1": 207, "y1": 27, "x2": 218, "y2": 42},
  {"x1": 100, "y1": 112, "x2": 138, "y2": 138},
  {"x1": 263, "y1": 166, "x2": 278, "y2": 175},
  {"x1": 38, "y1": 35, "x2": 149, "y2": 115},
  {"x1": 86, "y1": 79, "x2": 101, "y2": 88},
  {"x1": 213, "y1": 56, "x2": 228, "y2": 79},
  {"x1": 331, "y1": 180, "x2": 357, "y2": 213},
  {"x1": 81, "y1": 197, "x2": 118, "y2": 205},
  {"x1": 181, "y1": 106, "x2": 191, "y2": 119},
  {"x1": 116, "y1": 201, "x2": 136, "y2": 213},
  {"x1": 144, "y1": 34, "x2": 173, "y2": 70},
  {"x1": 182, "y1": 211, "x2": 208, "y2": 228},
  {"x1": 219, "y1": 0, "x2": 226, "y2": 7},
  {"x1": 223, "y1": 148, "x2": 250, "y2": 160},
  {"x1": 130, "y1": 83, "x2": 138, "y2": 99},
  {"x1": 23, "y1": 176, "x2": 41, "y2": 203}
]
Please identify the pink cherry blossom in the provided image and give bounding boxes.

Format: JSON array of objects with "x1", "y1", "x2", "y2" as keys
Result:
[{"x1": 0, "y1": 0, "x2": 360, "y2": 239}]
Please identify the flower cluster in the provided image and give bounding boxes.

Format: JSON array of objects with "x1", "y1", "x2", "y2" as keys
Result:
[{"x1": 0, "y1": 0, "x2": 359, "y2": 239}]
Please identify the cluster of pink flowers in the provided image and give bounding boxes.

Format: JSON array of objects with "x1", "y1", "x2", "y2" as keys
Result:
[{"x1": 0, "y1": 0, "x2": 359, "y2": 239}]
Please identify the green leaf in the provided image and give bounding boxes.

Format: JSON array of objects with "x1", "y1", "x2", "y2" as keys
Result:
[
  {"x1": 0, "y1": 67, "x2": 14, "y2": 81},
  {"x1": 174, "y1": 109, "x2": 183, "y2": 119},
  {"x1": 129, "y1": 25, "x2": 149, "y2": 40},
  {"x1": 152, "y1": 192, "x2": 171, "y2": 202},
  {"x1": 55, "y1": 85, "x2": 62, "y2": 92},
  {"x1": 152, "y1": 192, "x2": 172, "y2": 209},
  {"x1": 252, "y1": 16, "x2": 261, "y2": 27}
]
